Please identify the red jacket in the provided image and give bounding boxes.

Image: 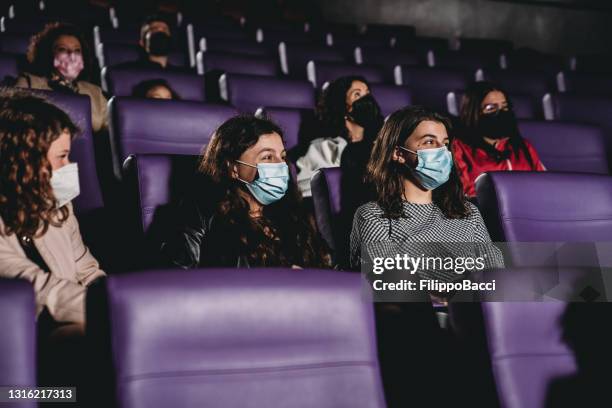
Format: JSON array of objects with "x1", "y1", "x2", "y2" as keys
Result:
[{"x1": 452, "y1": 137, "x2": 546, "y2": 197}]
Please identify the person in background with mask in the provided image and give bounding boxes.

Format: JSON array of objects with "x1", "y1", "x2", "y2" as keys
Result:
[
  {"x1": 116, "y1": 14, "x2": 178, "y2": 70},
  {"x1": 161, "y1": 115, "x2": 331, "y2": 269},
  {"x1": 350, "y1": 106, "x2": 500, "y2": 270},
  {"x1": 297, "y1": 75, "x2": 384, "y2": 199},
  {"x1": 0, "y1": 89, "x2": 105, "y2": 334},
  {"x1": 452, "y1": 81, "x2": 545, "y2": 199},
  {"x1": 16, "y1": 22, "x2": 108, "y2": 133}
]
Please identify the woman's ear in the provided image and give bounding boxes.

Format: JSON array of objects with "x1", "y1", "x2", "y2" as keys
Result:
[
  {"x1": 228, "y1": 161, "x2": 239, "y2": 179},
  {"x1": 392, "y1": 147, "x2": 406, "y2": 164}
]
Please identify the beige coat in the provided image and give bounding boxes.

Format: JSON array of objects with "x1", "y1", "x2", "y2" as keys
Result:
[
  {"x1": 0, "y1": 204, "x2": 105, "y2": 325},
  {"x1": 15, "y1": 73, "x2": 109, "y2": 133}
]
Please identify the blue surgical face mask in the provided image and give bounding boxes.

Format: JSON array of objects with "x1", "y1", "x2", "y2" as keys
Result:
[
  {"x1": 236, "y1": 160, "x2": 290, "y2": 205},
  {"x1": 398, "y1": 145, "x2": 453, "y2": 190}
]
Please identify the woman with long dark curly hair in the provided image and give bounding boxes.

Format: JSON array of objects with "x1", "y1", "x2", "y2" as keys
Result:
[
  {"x1": 453, "y1": 81, "x2": 545, "y2": 198},
  {"x1": 0, "y1": 89, "x2": 105, "y2": 331},
  {"x1": 15, "y1": 22, "x2": 108, "y2": 132},
  {"x1": 296, "y1": 75, "x2": 383, "y2": 198},
  {"x1": 350, "y1": 106, "x2": 502, "y2": 272},
  {"x1": 162, "y1": 115, "x2": 332, "y2": 269}
]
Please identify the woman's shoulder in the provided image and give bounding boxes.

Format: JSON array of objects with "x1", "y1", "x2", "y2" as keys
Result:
[
  {"x1": 354, "y1": 201, "x2": 385, "y2": 220},
  {"x1": 308, "y1": 136, "x2": 347, "y2": 148}
]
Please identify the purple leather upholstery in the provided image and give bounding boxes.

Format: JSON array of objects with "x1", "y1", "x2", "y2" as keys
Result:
[
  {"x1": 560, "y1": 71, "x2": 612, "y2": 95},
  {"x1": 571, "y1": 54, "x2": 612, "y2": 74},
  {"x1": 122, "y1": 154, "x2": 199, "y2": 235},
  {"x1": 369, "y1": 84, "x2": 413, "y2": 116},
  {"x1": 311, "y1": 167, "x2": 342, "y2": 251},
  {"x1": 197, "y1": 51, "x2": 279, "y2": 76},
  {"x1": 396, "y1": 66, "x2": 472, "y2": 113},
  {"x1": 395, "y1": 36, "x2": 450, "y2": 52},
  {"x1": 259, "y1": 27, "x2": 313, "y2": 45},
  {"x1": 480, "y1": 69, "x2": 555, "y2": 99},
  {"x1": 0, "y1": 32, "x2": 30, "y2": 54},
  {"x1": 0, "y1": 52, "x2": 19, "y2": 84},
  {"x1": 504, "y1": 49, "x2": 567, "y2": 73},
  {"x1": 94, "y1": 25, "x2": 140, "y2": 46},
  {"x1": 109, "y1": 97, "x2": 236, "y2": 164},
  {"x1": 459, "y1": 38, "x2": 513, "y2": 54},
  {"x1": 364, "y1": 24, "x2": 416, "y2": 41},
  {"x1": 431, "y1": 50, "x2": 500, "y2": 70},
  {"x1": 221, "y1": 73, "x2": 315, "y2": 113},
  {"x1": 39, "y1": 91, "x2": 106, "y2": 214},
  {"x1": 0, "y1": 279, "x2": 36, "y2": 407},
  {"x1": 482, "y1": 301, "x2": 576, "y2": 408},
  {"x1": 357, "y1": 46, "x2": 424, "y2": 68},
  {"x1": 98, "y1": 43, "x2": 189, "y2": 68},
  {"x1": 104, "y1": 268, "x2": 385, "y2": 408},
  {"x1": 256, "y1": 107, "x2": 314, "y2": 150},
  {"x1": 201, "y1": 38, "x2": 274, "y2": 57},
  {"x1": 308, "y1": 61, "x2": 388, "y2": 88},
  {"x1": 280, "y1": 43, "x2": 347, "y2": 77},
  {"x1": 475, "y1": 172, "x2": 612, "y2": 242},
  {"x1": 102, "y1": 66, "x2": 206, "y2": 100},
  {"x1": 191, "y1": 23, "x2": 251, "y2": 42},
  {"x1": 518, "y1": 120, "x2": 608, "y2": 174},
  {"x1": 544, "y1": 94, "x2": 612, "y2": 147}
]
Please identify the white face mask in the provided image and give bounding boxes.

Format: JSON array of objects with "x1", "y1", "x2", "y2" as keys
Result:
[{"x1": 50, "y1": 163, "x2": 80, "y2": 207}]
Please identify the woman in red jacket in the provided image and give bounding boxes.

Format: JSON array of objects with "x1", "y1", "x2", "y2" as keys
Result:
[{"x1": 452, "y1": 81, "x2": 545, "y2": 198}]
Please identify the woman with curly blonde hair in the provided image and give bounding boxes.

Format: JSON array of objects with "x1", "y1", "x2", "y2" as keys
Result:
[{"x1": 0, "y1": 89, "x2": 105, "y2": 333}]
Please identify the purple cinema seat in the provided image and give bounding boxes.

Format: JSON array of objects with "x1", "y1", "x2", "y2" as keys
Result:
[
  {"x1": 0, "y1": 279, "x2": 36, "y2": 408},
  {"x1": 255, "y1": 107, "x2": 313, "y2": 150},
  {"x1": 364, "y1": 24, "x2": 416, "y2": 42},
  {"x1": 220, "y1": 73, "x2": 315, "y2": 113},
  {"x1": 369, "y1": 84, "x2": 413, "y2": 117},
  {"x1": 38, "y1": 91, "x2": 105, "y2": 215},
  {"x1": 481, "y1": 300, "x2": 577, "y2": 408},
  {"x1": 307, "y1": 61, "x2": 388, "y2": 88},
  {"x1": 518, "y1": 120, "x2": 608, "y2": 174},
  {"x1": 504, "y1": 49, "x2": 568, "y2": 73},
  {"x1": 458, "y1": 38, "x2": 513, "y2": 54},
  {"x1": 311, "y1": 167, "x2": 342, "y2": 252},
  {"x1": 430, "y1": 50, "x2": 501, "y2": 71},
  {"x1": 109, "y1": 97, "x2": 236, "y2": 166},
  {"x1": 355, "y1": 46, "x2": 425, "y2": 68},
  {"x1": 480, "y1": 69, "x2": 555, "y2": 99},
  {"x1": 395, "y1": 66, "x2": 472, "y2": 113},
  {"x1": 571, "y1": 54, "x2": 612, "y2": 74},
  {"x1": 97, "y1": 43, "x2": 189, "y2": 68},
  {"x1": 475, "y1": 172, "x2": 612, "y2": 242},
  {"x1": 0, "y1": 52, "x2": 19, "y2": 84},
  {"x1": 394, "y1": 36, "x2": 450, "y2": 53},
  {"x1": 258, "y1": 27, "x2": 313, "y2": 45},
  {"x1": 279, "y1": 43, "x2": 347, "y2": 77},
  {"x1": 93, "y1": 25, "x2": 140, "y2": 48},
  {"x1": 122, "y1": 154, "x2": 199, "y2": 237},
  {"x1": 101, "y1": 66, "x2": 205, "y2": 100},
  {"x1": 102, "y1": 268, "x2": 385, "y2": 408},
  {"x1": 196, "y1": 51, "x2": 279, "y2": 76},
  {"x1": 0, "y1": 32, "x2": 30, "y2": 54},
  {"x1": 200, "y1": 37, "x2": 274, "y2": 57},
  {"x1": 558, "y1": 71, "x2": 612, "y2": 95}
]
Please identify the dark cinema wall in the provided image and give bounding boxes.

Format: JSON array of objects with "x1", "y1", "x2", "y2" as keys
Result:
[{"x1": 315, "y1": 0, "x2": 612, "y2": 55}]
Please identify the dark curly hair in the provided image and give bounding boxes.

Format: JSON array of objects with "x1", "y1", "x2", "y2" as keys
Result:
[
  {"x1": 199, "y1": 115, "x2": 331, "y2": 268},
  {"x1": 131, "y1": 78, "x2": 181, "y2": 99},
  {"x1": 316, "y1": 75, "x2": 370, "y2": 140},
  {"x1": 367, "y1": 106, "x2": 470, "y2": 219},
  {"x1": 458, "y1": 81, "x2": 535, "y2": 169},
  {"x1": 0, "y1": 88, "x2": 79, "y2": 239},
  {"x1": 26, "y1": 22, "x2": 92, "y2": 80}
]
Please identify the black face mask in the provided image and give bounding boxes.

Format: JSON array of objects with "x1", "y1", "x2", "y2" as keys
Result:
[
  {"x1": 347, "y1": 94, "x2": 384, "y2": 132},
  {"x1": 478, "y1": 109, "x2": 517, "y2": 140},
  {"x1": 146, "y1": 31, "x2": 171, "y2": 56}
]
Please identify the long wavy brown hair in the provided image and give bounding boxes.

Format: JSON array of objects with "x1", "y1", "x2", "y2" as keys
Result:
[
  {"x1": 0, "y1": 89, "x2": 79, "y2": 239},
  {"x1": 199, "y1": 115, "x2": 331, "y2": 268},
  {"x1": 366, "y1": 106, "x2": 470, "y2": 220},
  {"x1": 26, "y1": 22, "x2": 93, "y2": 80}
]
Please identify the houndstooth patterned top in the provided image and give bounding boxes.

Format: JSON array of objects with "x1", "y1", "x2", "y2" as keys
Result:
[{"x1": 350, "y1": 201, "x2": 504, "y2": 279}]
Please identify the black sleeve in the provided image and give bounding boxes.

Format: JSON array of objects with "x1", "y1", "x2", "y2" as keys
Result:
[{"x1": 160, "y1": 197, "x2": 208, "y2": 269}]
